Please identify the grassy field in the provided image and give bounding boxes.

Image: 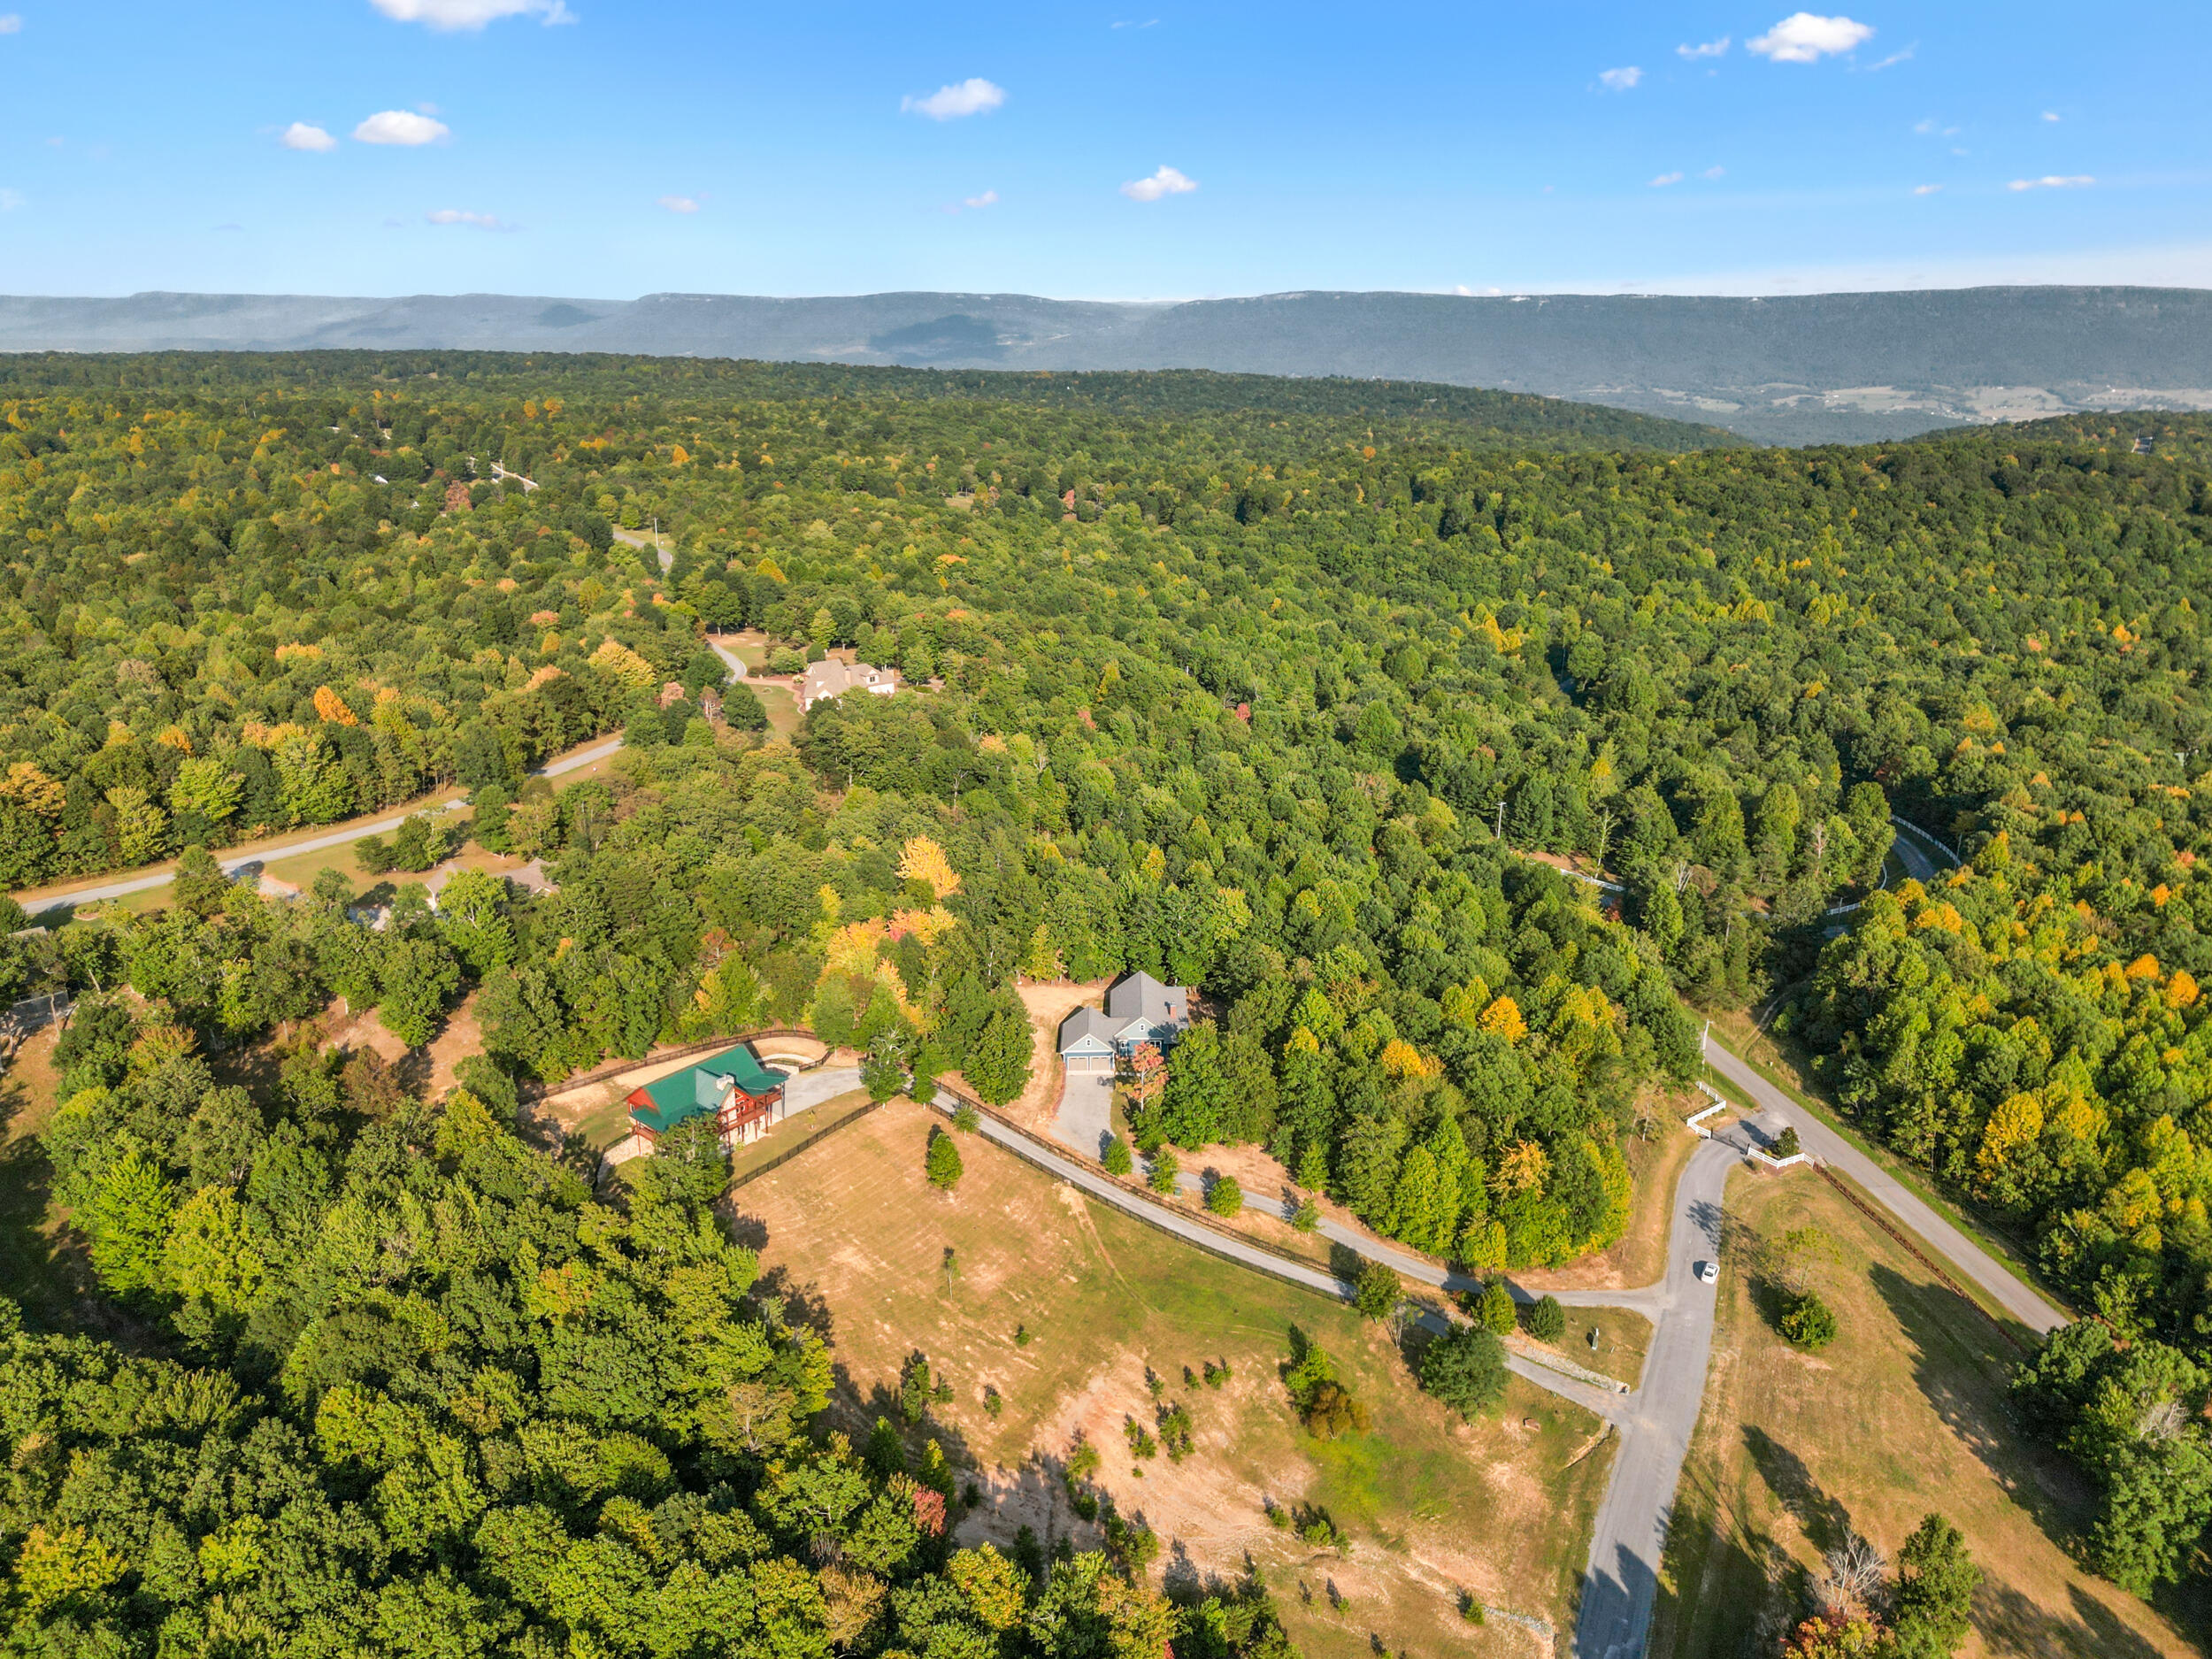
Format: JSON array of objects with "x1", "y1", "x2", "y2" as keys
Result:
[
  {"x1": 734, "y1": 1101, "x2": 1617, "y2": 1656},
  {"x1": 1650, "y1": 1164, "x2": 2197, "y2": 1658},
  {"x1": 752, "y1": 680, "x2": 801, "y2": 737},
  {"x1": 1538, "y1": 1307, "x2": 1653, "y2": 1389}
]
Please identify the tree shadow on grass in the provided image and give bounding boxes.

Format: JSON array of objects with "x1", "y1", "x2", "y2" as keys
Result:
[
  {"x1": 0, "y1": 1076, "x2": 66, "y2": 1325},
  {"x1": 1647, "y1": 1448, "x2": 1796, "y2": 1659},
  {"x1": 1864, "y1": 1261, "x2": 2093, "y2": 1547},
  {"x1": 1743, "y1": 1425, "x2": 1855, "y2": 1555},
  {"x1": 1972, "y1": 1573, "x2": 2165, "y2": 1659},
  {"x1": 749, "y1": 1260, "x2": 834, "y2": 1347}
]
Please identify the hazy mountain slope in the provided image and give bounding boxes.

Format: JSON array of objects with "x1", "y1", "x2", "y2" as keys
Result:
[{"x1": 5, "y1": 285, "x2": 2209, "y2": 445}]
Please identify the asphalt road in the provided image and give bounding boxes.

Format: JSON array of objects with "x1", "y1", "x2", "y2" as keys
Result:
[
  {"x1": 1571, "y1": 1120, "x2": 1768, "y2": 1659},
  {"x1": 15, "y1": 735, "x2": 625, "y2": 910},
  {"x1": 1702, "y1": 1035, "x2": 2066, "y2": 1336}
]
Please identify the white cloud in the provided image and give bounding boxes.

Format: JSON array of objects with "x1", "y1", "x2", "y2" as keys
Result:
[
  {"x1": 355, "y1": 110, "x2": 451, "y2": 146},
  {"x1": 1748, "y1": 13, "x2": 1874, "y2": 62},
  {"x1": 1120, "y1": 165, "x2": 1197, "y2": 202},
  {"x1": 657, "y1": 195, "x2": 699, "y2": 213},
  {"x1": 1913, "y1": 183, "x2": 1941, "y2": 195},
  {"x1": 0, "y1": 15, "x2": 20, "y2": 34},
  {"x1": 901, "y1": 78, "x2": 1006, "y2": 120},
  {"x1": 2042, "y1": 111, "x2": 2061, "y2": 122},
  {"x1": 368, "y1": 0, "x2": 574, "y2": 29},
  {"x1": 281, "y1": 122, "x2": 339, "y2": 152},
  {"x1": 1678, "y1": 36, "x2": 1730, "y2": 58},
  {"x1": 1649, "y1": 172, "x2": 1684, "y2": 187},
  {"x1": 964, "y1": 189, "x2": 999, "y2": 209},
  {"x1": 1598, "y1": 65, "x2": 1642, "y2": 91},
  {"x1": 1702, "y1": 165, "x2": 1726, "y2": 179},
  {"x1": 0, "y1": 189, "x2": 21, "y2": 211},
  {"x1": 2008, "y1": 174, "x2": 2093, "y2": 191},
  {"x1": 1866, "y1": 45, "x2": 1915, "y2": 70},
  {"x1": 426, "y1": 207, "x2": 510, "y2": 228}
]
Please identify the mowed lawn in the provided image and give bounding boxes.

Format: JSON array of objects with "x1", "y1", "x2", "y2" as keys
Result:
[
  {"x1": 1653, "y1": 1167, "x2": 2198, "y2": 1658},
  {"x1": 734, "y1": 1101, "x2": 1617, "y2": 1658}
]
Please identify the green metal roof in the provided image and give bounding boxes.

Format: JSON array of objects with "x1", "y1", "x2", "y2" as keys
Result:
[{"x1": 626, "y1": 1044, "x2": 784, "y2": 1135}]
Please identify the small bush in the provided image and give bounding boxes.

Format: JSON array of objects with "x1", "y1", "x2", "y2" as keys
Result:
[
  {"x1": 1014, "y1": 1324, "x2": 1031, "y2": 1348},
  {"x1": 925, "y1": 1128, "x2": 964, "y2": 1190},
  {"x1": 1103, "y1": 1138, "x2": 1133, "y2": 1177},
  {"x1": 1780, "y1": 1289, "x2": 1838, "y2": 1351},
  {"x1": 1293, "y1": 1195, "x2": 1320, "y2": 1233},
  {"x1": 1124, "y1": 1417, "x2": 1158, "y2": 1459},
  {"x1": 1475, "y1": 1281, "x2": 1518, "y2": 1334},
  {"x1": 951, "y1": 1102, "x2": 979, "y2": 1133},
  {"x1": 1147, "y1": 1148, "x2": 1180, "y2": 1194},
  {"x1": 983, "y1": 1387, "x2": 1003, "y2": 1419},
  {"x1": 1207, "y1": 1176, "x2": 1244, "y2": 1217},
  {"x1": 1291, "y1": 1502, "x2": 1344, "y2": 1548},
  {"x1": 1521, "y1": 1294, "x2": 1566, "y2": 1344},
  {"x1": 1156, "y1": 1400, "x2": 1194, "y2": 1461},
  {"x1": 1284, "y1": 1335, "x2": 1369, "y2": 1440},
  {"x1": 1771, "y1": 1125, "x2": 1802, "y2": 1159},
  {"x1": 1203, "y1": 1358, "x2": 1230, "y2": 1389},
  {"x1": 1460, "y1": 1595, "x2": 1486, "y2": 1626}
]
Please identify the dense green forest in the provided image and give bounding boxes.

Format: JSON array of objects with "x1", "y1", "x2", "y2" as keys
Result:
[{"x1": 3, "y1": 351, "x2": 2212, "y2": 1640}]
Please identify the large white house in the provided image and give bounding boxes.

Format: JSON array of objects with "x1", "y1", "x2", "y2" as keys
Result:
[
  {"x1": 1056, "y1": 971, "x2": 1193, "y2": 1073},
  {"x1": 800, "y1": 657, "x2": 899, "y2": 712}
]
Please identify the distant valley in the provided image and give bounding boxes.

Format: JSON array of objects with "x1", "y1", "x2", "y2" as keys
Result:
[{"x1": 4, "y1": 284, "x2": 2210, "y2": 444}]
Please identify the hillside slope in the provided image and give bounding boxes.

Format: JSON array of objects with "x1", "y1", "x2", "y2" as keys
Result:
[{"x1": 5, "y1": 285, "x2": 2211, "y2": 444}]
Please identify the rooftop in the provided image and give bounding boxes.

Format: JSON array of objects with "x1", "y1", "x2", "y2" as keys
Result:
[{"x1": 627, "y1": 1043, "x2": 785, "y2": 1136}]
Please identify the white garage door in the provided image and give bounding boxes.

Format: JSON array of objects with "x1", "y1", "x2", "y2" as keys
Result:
[{"x1": 1064, "y1": 1052, "x2": 1110, "y2": 1073}]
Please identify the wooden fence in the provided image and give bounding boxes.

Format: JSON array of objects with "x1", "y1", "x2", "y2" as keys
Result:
[{"x1": 1812, "y1": 1161, "x2": 2026, "y2": 1354}]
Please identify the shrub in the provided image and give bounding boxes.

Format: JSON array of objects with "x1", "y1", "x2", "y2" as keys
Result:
[
  {"x1": 1522, "y1": 1294, "x2": 1566, "y2": 1344},
  {"x1": 1419, "y1": 1325, "x2": 1509, "y2": 1420},
  {"x1": 1203, "y1": 1358, "x2": 1230, "y2": 1389},
  {"x1": 1102, "y1": 1137, "x2": 1133, "y2": 1177},
  {"x1": 983, "y1": 1387, "x2": 1003, "y2": 1419},
  {"x1": 1124, "y1": 1417, "x2": 1157, "y2": 1459},
  {"x1": 1284, "y1": 1334, "x2": 1368, "y2": 1440},
  {"x1": 1780, "y1": 1290, "x2": 1838, "y2": 1351},
  {"x1": 925, "y1": 1128, "x2": 964, "y2": 1190},
  {"x1": 951, "y1": 1102, "x2": 979, "y2": 1133},
  {"x1": 1147, "y1": 1148, "x2": 1179, "y2": 1194},
  {"x1": 1206, "y1": 1176, "x2": 1243, "y2": 1217},
  {"x1": 1353, "y1": 1259, "x2": 1401, "y2": 1322},
  {"x1": 1293, "y1": 1194, "x2": 1320, "y2": 1233},
  {"x1": 1156, "y1": 1400, "x2": 1194, "y2": 1461},
  {"x1": 1772, "y1": 1125, "x2": 1802, "y2": 1159},
  {"x1": 1476, "y1": 1281, "x2": 1518, "y2": 1334}
]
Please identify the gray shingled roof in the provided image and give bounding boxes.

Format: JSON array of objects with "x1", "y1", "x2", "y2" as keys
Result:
[
  {"x1": 1057, "y1": 1006, "x2": 1118, "y2": 1053},
  {"x1": 1106, "y1": 971, "x2": 1180, "y2": 1025}
]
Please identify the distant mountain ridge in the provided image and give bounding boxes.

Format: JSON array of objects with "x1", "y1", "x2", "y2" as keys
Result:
[{"x1": 4, "y1": 285, "x2": 2210, "y2": 444}]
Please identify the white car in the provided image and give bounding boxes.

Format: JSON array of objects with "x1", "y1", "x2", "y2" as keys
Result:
[{"x1": 1696, "y1": 1260, "x2": 1720, "y2": 1286}]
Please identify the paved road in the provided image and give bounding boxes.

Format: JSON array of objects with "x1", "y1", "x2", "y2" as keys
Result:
[
  {"x1": 15, "y1": 737, "x2": 626, "y2": 911},
  {"x1": 1889, "y1": 813, "x2": 1960, "y2": 883},
  {"x1": 1702, "y1": 1036, "x2": 2066, "y2": 1335},
  {"x1": 1572, "y1": 1119, "x2": 1770, "y2": 1659}
]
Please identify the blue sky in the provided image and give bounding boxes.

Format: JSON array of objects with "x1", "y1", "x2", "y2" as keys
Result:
[{"x1": 0, "y1": 2, "x2": 2203, "y2": 300}]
